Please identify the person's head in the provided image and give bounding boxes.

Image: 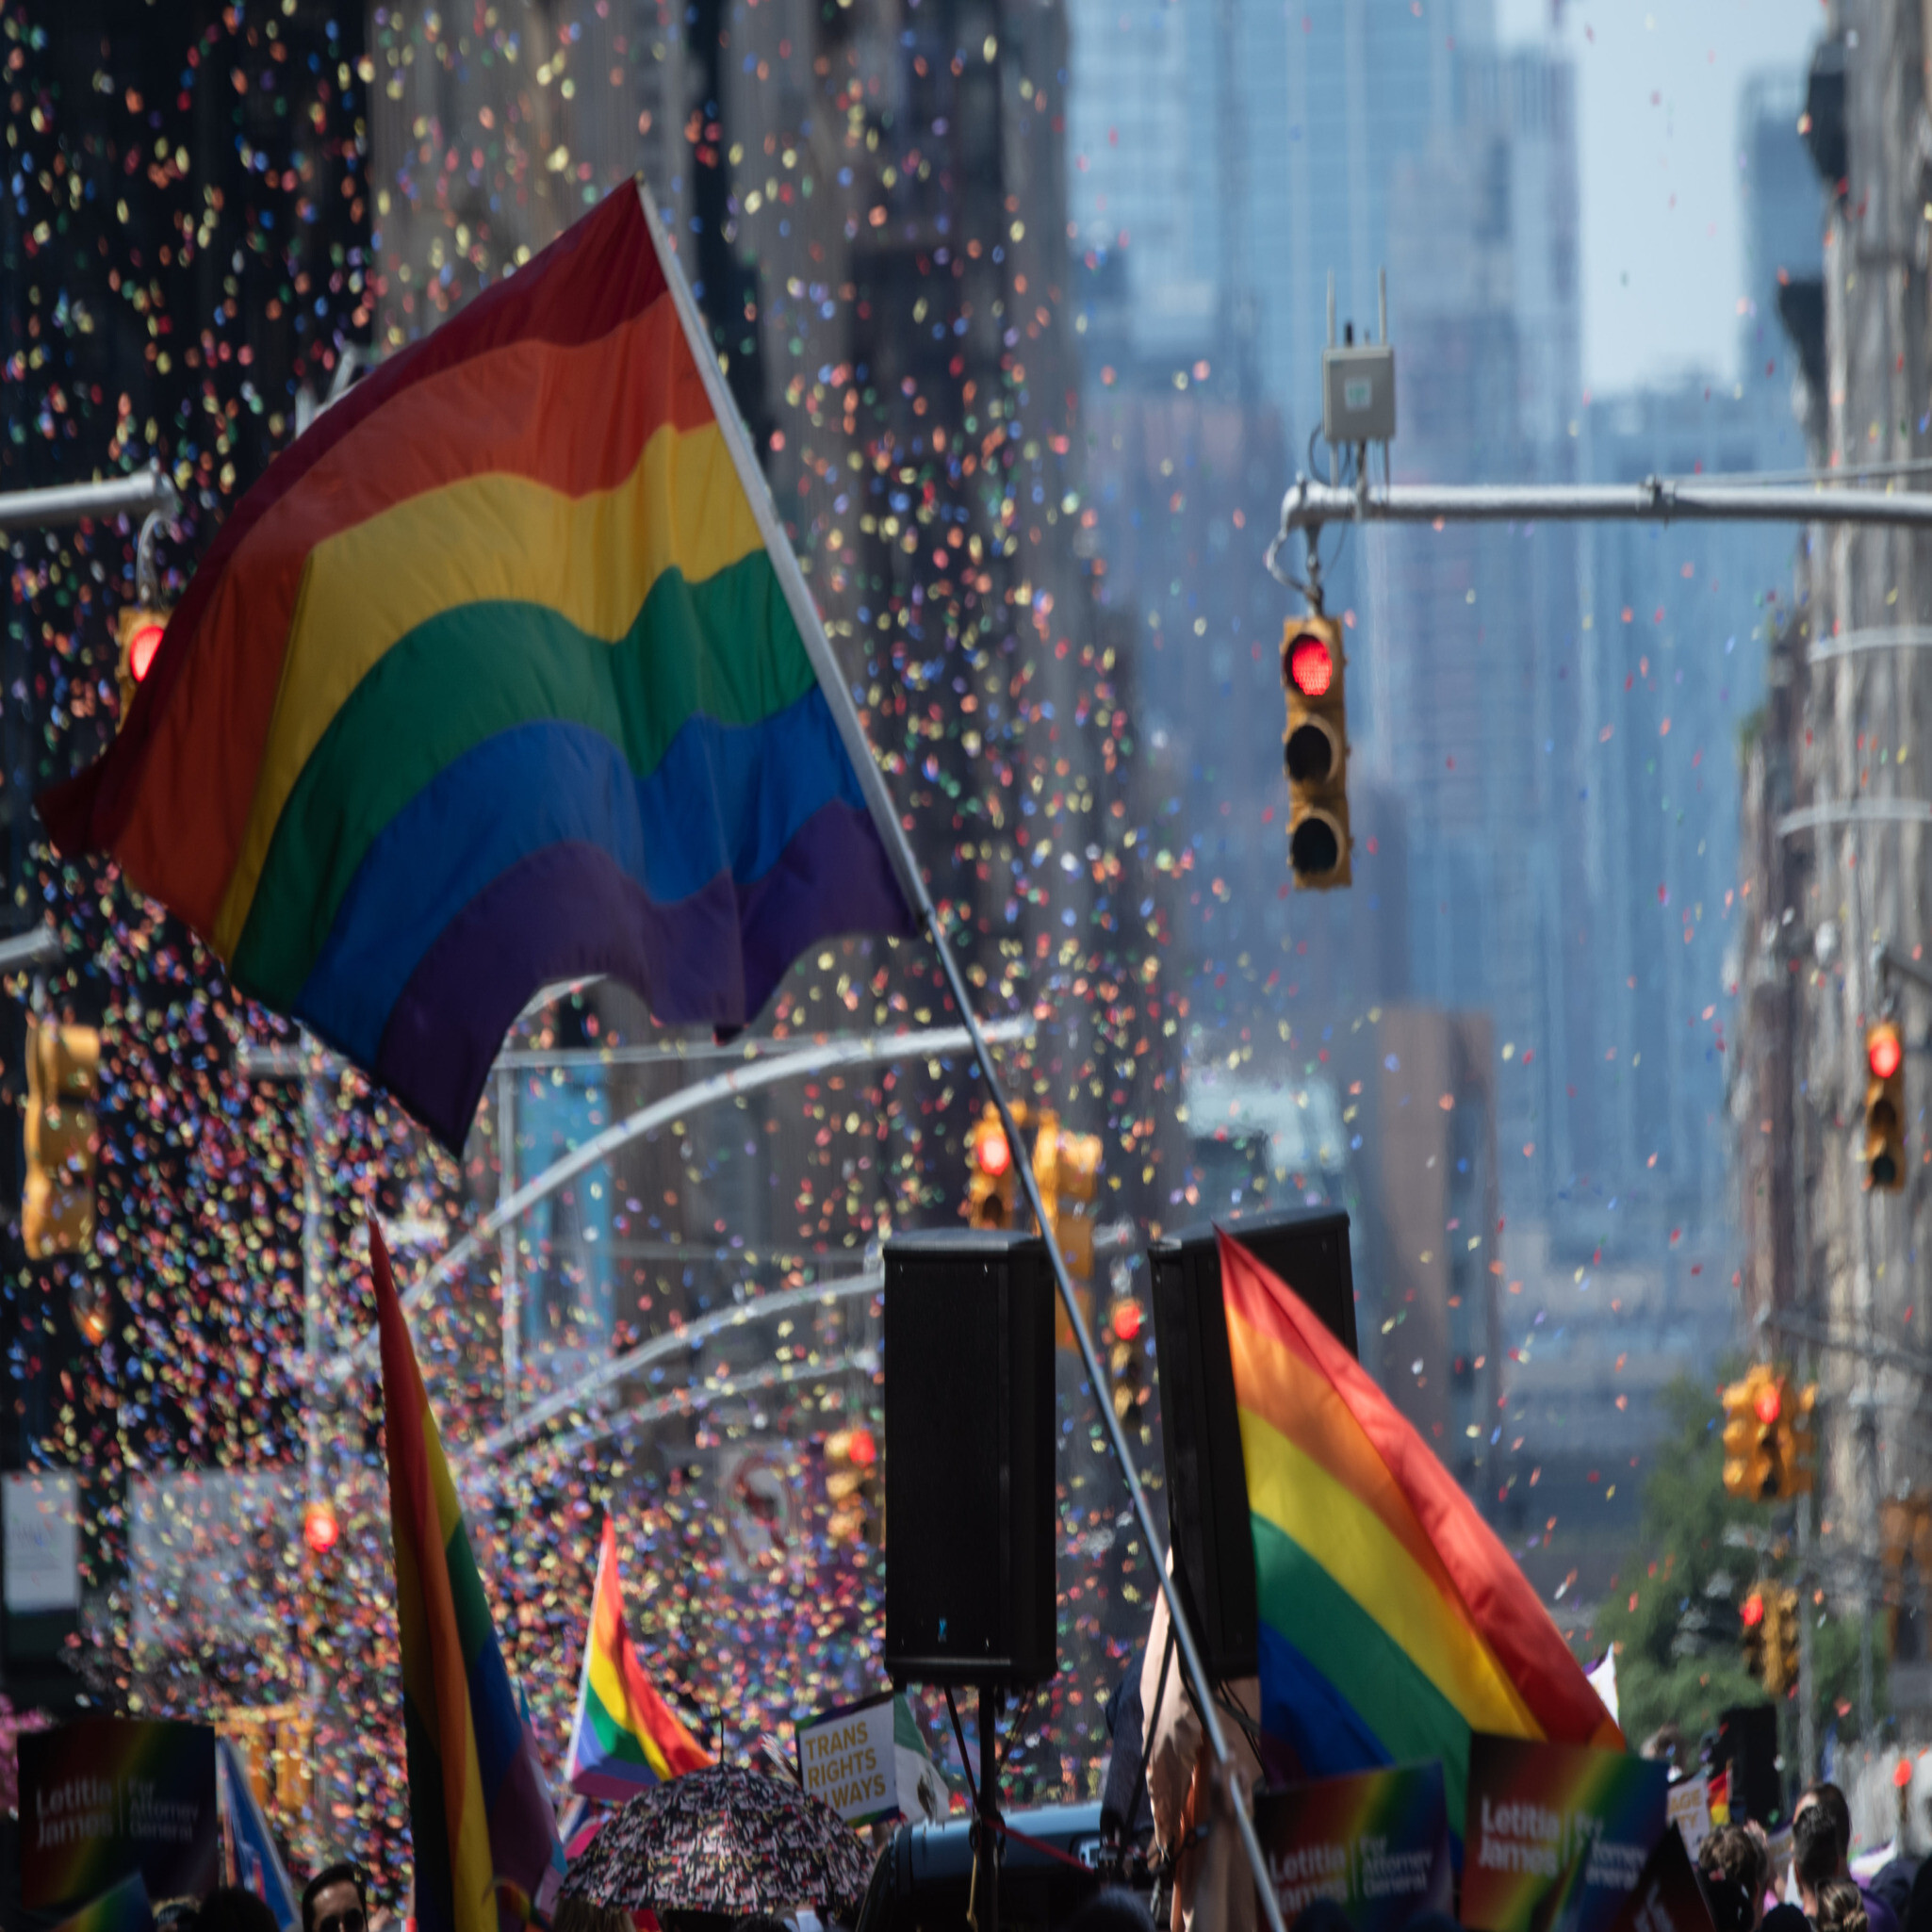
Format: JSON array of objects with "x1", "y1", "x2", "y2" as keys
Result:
[
  {"x1": 303, "y1": 1862, "x2": 369, "y2": 1932},
  {"x1": 196, "y1": 1891, "x2": 281, "y2": 1932},
  {"x1": 1699, "y1": 1824, "x2": 1768, "y2": 1928},
  {"x1": 1817, "y1": 1876, "x2": 1869, "y2": 1932},
  {"x1": 1697, "y1": 1871, "x2": 1755, "y2": 1932},
  {"x1": 1062, "y1": 1893, "x2": 1157, "y2": 1932},
  {"x1": 1795, "y1": 1802, "x2": 1844, "y2": 1908},
  {"x1": 727, "y1": 1919, "x2": 793, "y2": 1932},
  {"x1": 1797, "y1": 1782, "x2": 1855, "y2": 1873}
]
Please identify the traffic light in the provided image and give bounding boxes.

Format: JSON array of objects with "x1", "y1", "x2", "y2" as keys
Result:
[
  {"x1": 1036, "y1": 1111, "x2": 1103, "y2": 1278},
  {"x1": 1281, "y1": 613, "x2": 1351, "y2": 890},
  {"x1": 1865, "y1": 1022, "x2": 1906, "y2": 1192},
  {"x1": 1722, "y1": 1365, "x2": 1784, "y2": 1500},
  {"x1": 966, "y1": 1102, "x2": 1021, "y2": 1230},
  {"x1": 825, "y1": 1425, "x2": 879, "y2": 1547},
  {"x1": 1770, "y1": 1587, "x2": 1800, "y2": 1695},
  {"x1": 114, "y1": 604, "x2": 170, "y2": 723},
  {"x1": 1741, "y1": 1585, "x2": 1768, "y2": 1682},
  {"x1": 23, "y1": 1021, "x2": 99, "y2": 1259},
  {"x1": 1106, "y1": 1292, "x2": 1151, "y2": 1426},
  {"x1": 1778, "y1": 1380, "x2": 1818, "y2": 1496}
]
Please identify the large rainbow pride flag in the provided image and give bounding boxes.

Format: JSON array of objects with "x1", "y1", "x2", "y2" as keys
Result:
[
  {"x1": 565, "y1": 1514, "x2": 712, "y2": 1798},
  {"x1": 40, "y1": 182, "x2": 912, "y2": 1151},
  {"x1": 372, "y1": 1217, "x2": 563, "y2": 1932},
  {"x1": 1220, "y1": 1230, "x2": 1621, "y2": 1835}
]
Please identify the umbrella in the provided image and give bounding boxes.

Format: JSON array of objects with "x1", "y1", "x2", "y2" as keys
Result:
[{"x1": 561, "y1": 1763, "x2": 876, "y2": 1921}]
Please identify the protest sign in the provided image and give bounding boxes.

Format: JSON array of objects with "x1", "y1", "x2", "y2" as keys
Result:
[
  {"x1": 795, "y1": 1693, "x2": 898, "y2": 1826},
  {"x1": 1253, "y1": 1762, "x2": 1453, "y2": 1932},
  {"x1": 1604, "y1": 1827, "x2": 1716, "y2": 1932},
  {"x1": 1666, "y1": 1776, "x2": 1711, "y2": 1863},
  {"x1": 20, "y1": 1719, "x2": 218, "y2": 1908},
  {"x1": 48, "y1": 1872, "x2": 156, "y2": 1932},
  {"x1": 1462, "y1": 1733, "x2": 1669, "y2": 1932}
]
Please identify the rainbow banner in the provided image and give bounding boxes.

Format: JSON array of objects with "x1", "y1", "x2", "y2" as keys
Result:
[
  {"x1": 19, "y1": 1719, "x2": 217, "y2": 1909},
  {"x1": 1462, "y1": 1733, "x2": 1668, "y2": 1932},
  {"x1": 49, "y1": 1872, "x2": 155, "y2": 1932},
  {"x1": 372, "y1": 1217, "x2": 565, "y2": 1932},
  {"x1": 566, "y1": 1515, "x2": 712, "y2": 1798},
  {"x1": 1252, "y1": 1763, "x2": 1452, "y2": 1932},
  {"x1": 1220, "y1": 1229, "x2": 1620, "y2": 1839},
  {"x1": 39, "y1": 181, "x2": 912, "y2": 1153}
]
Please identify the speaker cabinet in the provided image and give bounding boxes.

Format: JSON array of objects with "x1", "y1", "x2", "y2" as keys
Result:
[
  {"x1": 883, "y1": 1230, "x2": 1056, "y2": 1688},
  {"x1": 1148, "y1": 1206, "x2": 1357, "y2": 1684}
]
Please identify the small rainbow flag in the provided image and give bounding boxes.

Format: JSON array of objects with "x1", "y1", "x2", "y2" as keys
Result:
[
  {"x1": 50, "y1": 1874, "x2": 153, "y2": 1932},
  {"x1": 371, "y1": 1217, "x2": 563, "y2": 1932},
  {"x1": 566, "y1": 1514, "x2": 712, "y2": 1797},
  {"x1": 40, "y1": 181, "x2": 912, "y2": 1152},
  {"x1": 1220, "y1": 1230, "x2": 1621, "y2": 1836}
]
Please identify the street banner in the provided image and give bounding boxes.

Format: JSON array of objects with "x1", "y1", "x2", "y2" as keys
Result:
[
  {"x1": 1461, "y1": 1733, "x2": 1669, "y2": 1932},
  {"x1": 1666, "y1": 1776, "x2": 1711, "y2": 1862},
  {"x1": 1603, "y1": 1827, "x2": 1715, "y2": 1932},
  {"x1": 20, "y1": 1719, "x2": 218, "y2": 1909},
  {"x1": 1252, "y1": 1761, "x2": 1453, "y2": 1931},
  {"x1": 795, "y1": 1692, "x2": 897, "y2": 1826}
]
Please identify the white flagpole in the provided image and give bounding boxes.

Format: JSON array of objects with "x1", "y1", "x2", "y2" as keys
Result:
[{"x1": 637, "y1": 180, "x2": 1285, "y2": 1932}]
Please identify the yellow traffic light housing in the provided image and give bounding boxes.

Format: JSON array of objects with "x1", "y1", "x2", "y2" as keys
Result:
[
  {"x1": 1107, "y1": 1294, "x2": 1151, "y2": 1426},
  {"x1": 1722, "y1": 1365, "x2": 1784, "y2": 1501},
  {"x1": 1036, "y1": 1111, "x2": 1102, "y2": 1278},
  {"x1": 23, "y1": 1021, "x2": 99, "y2": 1259},
  {"x1": 965, "y1": 1102, "x2": 1021, "y2": 1230},
  {"x1": 824, "y1": 1425, "x2": 879, "y2": 1547},
  {"x1": 114, "y1": 604, "x2": 171, "y2": 725},
  {"x1": 1779, "y1": 1380, "x2": 1818, "y2": 1496},
  {"x1": 1771, "y1": 1587, "x2": 1799, "y2": 1695},
  {"x1": 1741, "y1": 1585, "x2": 1768, "y2": 1682},
  {"x1": 1281, "y1": 614, "x2": 1351, "y2": 890},
  {"x1": 1865, "y1": 1022, "x2": 1907, "y2": 1191}
]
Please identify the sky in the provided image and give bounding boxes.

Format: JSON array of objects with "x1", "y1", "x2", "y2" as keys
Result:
[{"x1": 1498, "y1": 0, "x2": 1826, "y2": 397}]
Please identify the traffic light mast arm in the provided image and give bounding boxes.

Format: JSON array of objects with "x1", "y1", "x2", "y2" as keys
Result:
[
  {"x1": 0, "y1": 467, "x2": 178, "y2": 534},
  {"x1": 1875, "y1": 941, "x2": 1932, "y2": 1003},
  {"x1": 1267, "y1": 474, "x2": 1932, "y2": 584}
]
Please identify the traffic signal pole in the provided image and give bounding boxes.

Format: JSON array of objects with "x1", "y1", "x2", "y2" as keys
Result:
[{"x1": 0, "y1": 467, "x2": 177, "y2": 532}]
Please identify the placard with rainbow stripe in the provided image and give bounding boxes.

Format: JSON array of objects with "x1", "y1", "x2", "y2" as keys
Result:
[
  {"x1": 1462, "y1": 1733, "x2": 1668, "y2": 1932},
  {"x1": 1253, "y1": 1762, "x2": 1453, "y2": 1932}
]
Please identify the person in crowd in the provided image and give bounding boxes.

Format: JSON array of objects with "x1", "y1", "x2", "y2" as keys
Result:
[
  {"x1": 1819, "y1": 1876, "x2": 1872, "y2": 1932},
  {"x1": 1795, "y1": 1784, "x2": 1902, "y2": 1932},
  {"x1": 1701, "y1": 1823, "x2": 1770, "y2": 1931},
  {"x1": 1062, "y1": 1891, "x2": 1158, "y2": 1932},
  {"x1": 303, "y1": 1861, "x2": 370, "y2": 1932},
  {"x1": 195, "y1": 1890, "x2": 282, "y2": 1932}
]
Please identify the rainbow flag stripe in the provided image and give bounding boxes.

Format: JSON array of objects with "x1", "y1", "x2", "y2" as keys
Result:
[
  {"x1": 40, "y1": 183, "x2": 911, "y2": 1151},
  {"x1": 566, "y1": 1515, "x2": 712, "y2": 1798},
  {"x1": 373, "y1": 1218, "x2": 562, "y2": 1932},
  {"x1": 1220, "y1": 1230, "x2": 1620, "y2": 1835},
  {"x1": 51, "y1": 1874, "x2": 153, "y2": 1932}
]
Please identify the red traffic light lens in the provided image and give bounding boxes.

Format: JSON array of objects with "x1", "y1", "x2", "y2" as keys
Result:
[
  {"x1": 303, "y1": 1498, "x2": 339, "y2": 1555},
  {"x1": 1111, "y1": 1300, "x2": 1142, "y2": 1343},
  {"x1": 976, "y1": 1126, "x2": 1010, "y2": 1176},
  {"x1": 1870, "y1": 1028, "x2": 1904, "y2": 1080},
  {"x1": 1754, "y1": 1384, "x2": 1781, "y2": 1427},
  {"x1": 1741, "y1": 1592, "x2": 1764, "y2": 1628},
  {"x1": 844, "y1": 1426, "x2": 876, "y2": 1468},
  {"x1": 1287, "y1": 634, "x2": 1334, "y2": 697},
  {"x1": 127, "y1": 620, "x2": 165, "y2": 683}
]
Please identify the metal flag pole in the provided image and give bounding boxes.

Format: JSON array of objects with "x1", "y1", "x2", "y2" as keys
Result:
[{"x1": 636, "y1": 180, "x2": 1286, "y2": 1932}]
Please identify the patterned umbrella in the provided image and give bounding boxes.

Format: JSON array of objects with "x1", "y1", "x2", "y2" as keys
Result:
[{"x1": 560, "y1": 1763, "x2": 876, "y2": 1919}]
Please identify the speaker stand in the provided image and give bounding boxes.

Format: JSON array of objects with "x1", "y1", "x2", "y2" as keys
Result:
[{"x1": 967, "y1": 1683, "x2": 1002, "y2": 1932}]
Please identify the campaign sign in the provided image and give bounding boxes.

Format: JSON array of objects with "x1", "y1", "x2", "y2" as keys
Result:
[
  {"x1": 1253, "y1": 1763, "x2": 1453, "y2": 1932},
  {"x1": 795, "y1": 1692, "x2": 898, "y2": 1826},
  {"x1": 20, "y1": 1719, "x2": 218, "y2": 1909},
  {"x1": 1462, "y1": 1733, "x2": 1669, "y2": 1932},
  {"x1": 1604, "y1": 1827, "x2": 1715, "y2": 1932}
]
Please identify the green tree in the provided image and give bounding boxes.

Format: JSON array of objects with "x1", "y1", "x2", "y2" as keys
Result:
[{"x1": 1587, "y1": 1374, "x2": 1885, "y2": 1752}]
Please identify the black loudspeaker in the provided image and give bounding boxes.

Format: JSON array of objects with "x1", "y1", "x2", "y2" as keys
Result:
[
  {"x1": 1715, "y1": 1702, "x2": 1783, "y2": 1826},
  {"x1": 1148, "y1": 1206, "x2": 1357, "y2": 1684},
  {"x1": 883, "y1": 1230, "x2": 1056, "y2": 1688}
]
